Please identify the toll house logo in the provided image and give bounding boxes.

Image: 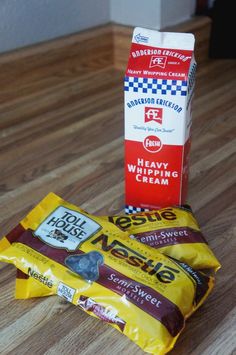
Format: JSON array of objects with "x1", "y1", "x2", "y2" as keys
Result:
[
  {"x1": 143, "y1": 135, "x2": 162, "y2": 153},
  {"x1": 145, "y1": 107, "x2": 163, "y2": 124},
  {"x1": 34, "y1": 206, "x2": 101, "y2": 251},
  {"x1": 149, "y1": 56, "x2": 167, "y2": 69}
]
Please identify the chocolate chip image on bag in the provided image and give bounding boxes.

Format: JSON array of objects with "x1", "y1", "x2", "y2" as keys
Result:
[
  {"x1": 65, "y1": 251, "x2": 104, "y2": 282},
  {"x1": 0, "y1": 192, "x2": 215, "y2": 355}
]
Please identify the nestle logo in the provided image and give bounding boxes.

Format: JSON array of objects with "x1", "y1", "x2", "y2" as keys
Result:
[
  {"x1": 143, "y1": 135, "x2": 162, "y2": 153},
  {"x1": 145, "y1": 107, "x2": 163, "y2": 124},
  {"x1": 149, "y1": 56, "x2": 167, "y2": 68}
]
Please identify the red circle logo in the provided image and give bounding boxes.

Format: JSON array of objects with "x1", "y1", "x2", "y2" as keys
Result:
[{"x1": 143, "y1": 135, "x2": 162, "y2": 153}]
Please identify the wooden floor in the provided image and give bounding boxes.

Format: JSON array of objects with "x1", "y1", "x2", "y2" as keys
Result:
[{"x1": 0, "y1": 17, "x2": 236, "y2": 355}]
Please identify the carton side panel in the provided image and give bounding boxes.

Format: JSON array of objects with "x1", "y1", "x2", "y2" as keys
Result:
[{"x1": 125, "y1": 140, "x2": 184, "y2": 210}]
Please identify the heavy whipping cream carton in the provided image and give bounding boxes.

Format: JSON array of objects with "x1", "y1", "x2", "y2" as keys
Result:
[{"x1": 124, "y1": 27, "x2": 196, "y2": 213}]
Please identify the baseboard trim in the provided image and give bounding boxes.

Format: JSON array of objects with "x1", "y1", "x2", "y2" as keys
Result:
[{"x1": 0, "y1": 16, "x2": 211, "y2": 84}]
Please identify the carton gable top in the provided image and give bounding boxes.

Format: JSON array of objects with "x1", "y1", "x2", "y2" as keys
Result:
[
  {"x1": 126, "y1": 27, "x2": 195, "y2": 81},
  {"x1": 132, "y1": 27, "x2": 195, "y2": 51}
]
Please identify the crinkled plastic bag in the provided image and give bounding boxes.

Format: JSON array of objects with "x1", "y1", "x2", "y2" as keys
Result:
[
  {"x1": 0, "y1": 193, "x2": 215, "y2": 355},
  {"x1": 105, "y1": 206, "x2": 220, "y2": 271},
  {"x1": 15, "y1": 203, "x2": 220, "y2": 300}
]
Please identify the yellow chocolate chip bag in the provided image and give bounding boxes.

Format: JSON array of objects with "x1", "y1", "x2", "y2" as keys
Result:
[
  {"x1": 104, "y1": 207, "x2": 221, "y2": 271},
  {"x1": 0, "y1": 193, "x2": 215, "y2": 355},
  {"x1": 15, "y1": 202, "x2": 220, "y2": 299}
]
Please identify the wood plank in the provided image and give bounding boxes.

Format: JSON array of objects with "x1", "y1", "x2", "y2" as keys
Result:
[{"x1": 192, "y1": 307, "x2": 236, "y2": 355}]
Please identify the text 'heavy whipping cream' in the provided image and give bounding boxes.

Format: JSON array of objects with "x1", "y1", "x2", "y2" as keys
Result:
[{"x1": 124, "y1": 27, "x2": 196, "y2": 213}]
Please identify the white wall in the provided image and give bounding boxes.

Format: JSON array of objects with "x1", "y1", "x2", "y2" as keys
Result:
[
  {"x1": 160, "y1": 0, "x2": 196, "y2": 28},
  {"x1": 0, "y1": 0, "x2": 196, "y2": 53},
  {"x1": 110, "y1": 0, "x2": 162, "y2": 29},
  {"x1": 110, "y1": 0, "x2": 196, "y2": 29},
  {"x1": 0, "y1": 0, "x2": 110, "y2": 53}
]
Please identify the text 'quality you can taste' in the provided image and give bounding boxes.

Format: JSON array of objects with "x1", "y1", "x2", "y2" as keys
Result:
[{"x1": 124, "y1": 27, "x2": 196, "y2": 213}]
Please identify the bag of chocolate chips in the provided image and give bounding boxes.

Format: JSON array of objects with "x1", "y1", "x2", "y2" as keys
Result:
[{"x1": 0, "y1": 193, "x2": 216, "y2": 355}]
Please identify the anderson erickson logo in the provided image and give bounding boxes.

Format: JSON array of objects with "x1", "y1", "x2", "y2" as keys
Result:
[
  {"x1": 34, "y1": 206, "x2": 101, "y2": 251},
  {"x1": 145, "y1": 107, "x2": 163, "y2": 124},
  {"x1": 149, "y1": 56, "x2": 167, "y2": 69}
]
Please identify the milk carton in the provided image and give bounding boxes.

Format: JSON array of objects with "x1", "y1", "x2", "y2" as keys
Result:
[{"x1": 124, "y1": 27, "x2": 196, "y2": 213}]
